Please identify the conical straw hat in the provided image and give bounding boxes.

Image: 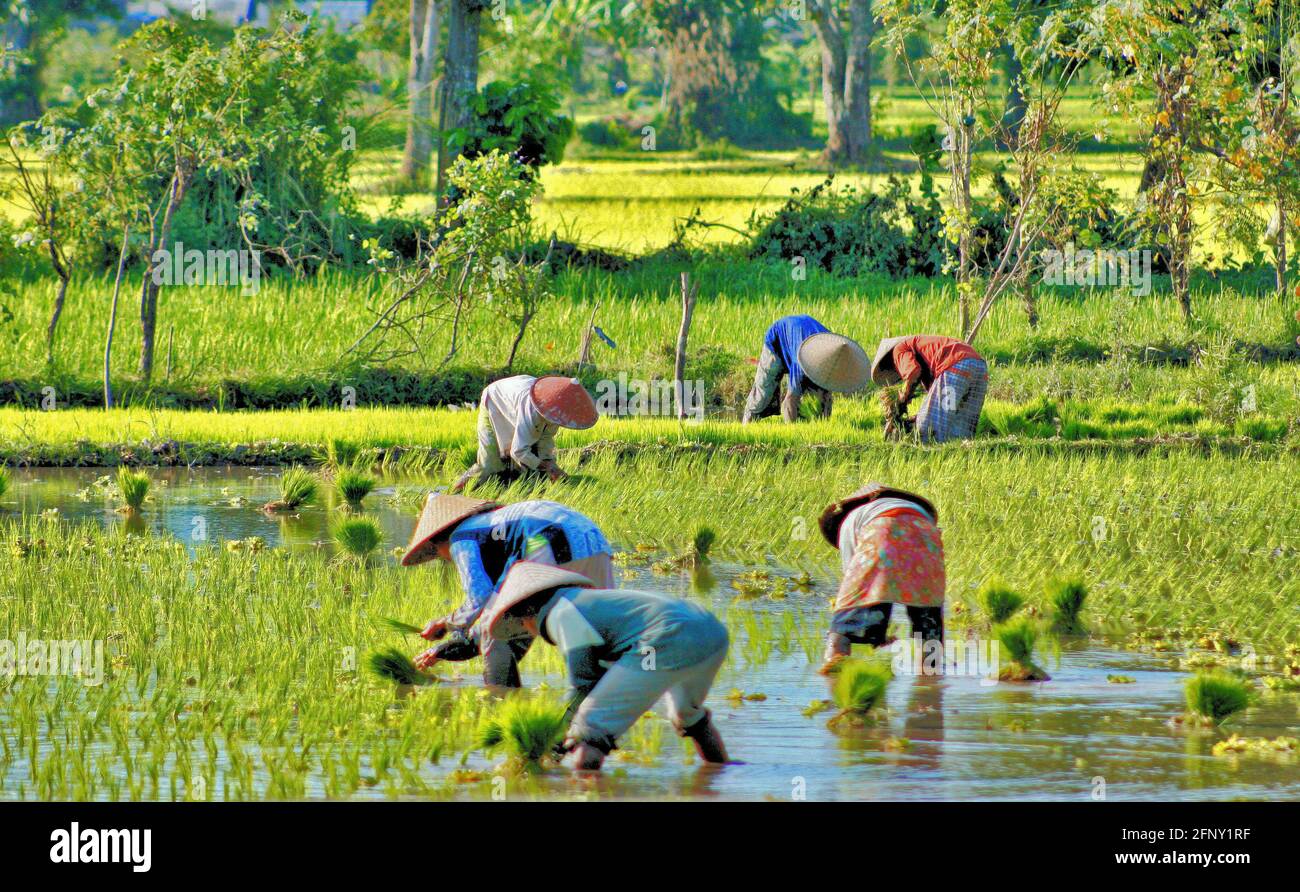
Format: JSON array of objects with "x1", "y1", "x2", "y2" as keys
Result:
[
  {"x1": 797, "y1": 333, "x2": 871, "y2": 393},
  {"x1": 531, "y1": 376, "x2": 599, "y2": 429},
  {"x1": 818, "y1": 481, "x2": 938, "y2": 547},
  {"x1": 400, "y1": 493, "x2": 500, "y2": 567},
  {"x1": 871, "y1": 336, "x2": 908, "y2": 385},
  {"x1": 484, "y1": 562, "x2": 596, "y2": 640}
]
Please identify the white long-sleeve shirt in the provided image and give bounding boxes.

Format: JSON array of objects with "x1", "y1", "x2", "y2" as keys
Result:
[{"x1": 481, "y1": 375, "x2": 557, "y2": 470}]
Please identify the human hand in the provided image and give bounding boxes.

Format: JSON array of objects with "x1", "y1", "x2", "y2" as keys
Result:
[{"x1": 420, "y1": 619, "x2": 448, "y2": 641}]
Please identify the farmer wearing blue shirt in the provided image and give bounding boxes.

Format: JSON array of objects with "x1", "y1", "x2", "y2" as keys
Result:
[
  {"x1": 399, "y1": 495, "x2": 614, "y2": 688},
  {"x1": 483, "y1": 563, "x2": 731, "y2": 771},
  {"x1": 742, "y1": 315, "x2": 872, "y2": 422}
]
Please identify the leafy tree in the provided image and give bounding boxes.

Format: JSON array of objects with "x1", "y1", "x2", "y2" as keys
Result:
[{"x1": 0, "y1": 0, "x2": 119, "y2": 125}]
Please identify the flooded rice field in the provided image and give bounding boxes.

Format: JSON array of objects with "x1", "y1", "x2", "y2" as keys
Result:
[{"x1": 4, "y1": 466, "x2": 1300, "y2": 800}]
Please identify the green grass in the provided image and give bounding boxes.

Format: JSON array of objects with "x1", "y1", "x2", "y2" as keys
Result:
[
  {"x1": 114, "y1": 467, "x2": 149, "y2": 512},
  {"x1": 1185, "y1": 672, "x2": 1253, "y2": 724},
  {"x1": 331, "y1": 515, "x2": 384, "y2": 561},
  {"x1": 0, "y1": 466, "x2": 8, "y2": 501}
]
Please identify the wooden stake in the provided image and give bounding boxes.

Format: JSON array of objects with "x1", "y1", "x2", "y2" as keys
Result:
[{"x1": 674, "y1": 272, "x2": 698, "y2": 420}]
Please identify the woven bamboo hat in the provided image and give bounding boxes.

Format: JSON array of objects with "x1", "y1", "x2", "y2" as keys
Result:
[
  {"x1": 484, "y1": 563, "x2": 596, "y2": 641},
  {"x1": 399, "y1": 492, "x2": 500, "y2": 567},
  {"x1": 871, "y1": 337, "x2": 908, "y2": 385},
  {"x1": 531, "y1": 376, "x2": 599, "y2": 429},
  {"x1": 818, "y1": 481, "x2": 938, "y2": 547},
  {"x1": 796, "y1": 333, "x2": 871, "y2": 393}
]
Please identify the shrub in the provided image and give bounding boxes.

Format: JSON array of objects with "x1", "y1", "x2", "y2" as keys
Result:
[
  {"x1": 1185, "y1": 672, "x2": 1252, "y2": 724},
  {"x1": 450, "y1": 80, "x2": 573, "y2": 172}
]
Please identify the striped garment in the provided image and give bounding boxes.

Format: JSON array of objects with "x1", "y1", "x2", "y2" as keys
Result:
[{"x1": 915, "y1": 357, "x2": 988, "y2": 443}]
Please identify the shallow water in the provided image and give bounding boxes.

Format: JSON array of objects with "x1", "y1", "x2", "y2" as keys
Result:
[{"x1": 5, "y1": 466, "x2": 1300, "y2": 801}]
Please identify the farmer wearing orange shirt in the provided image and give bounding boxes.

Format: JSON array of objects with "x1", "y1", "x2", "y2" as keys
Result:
[
  {"x1": 817, "y1": 483, "x2": 945, "y2": 674},
  {"x1": 871, "y1": 335, "x2": 988, "y2": 442}
]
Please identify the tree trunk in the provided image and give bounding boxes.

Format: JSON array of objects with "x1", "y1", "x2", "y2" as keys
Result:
[
  {"x1": 674, "y1": 272, "x2": 698, "y2": 421},
  {"x1": 1277, "y1": 195, "x2": 1288, "y2": 295},
  {"x1": 401, "y1": 0, "x2": 440, "y2": 187},
  {"x1": 842, "y1": 0, "x2": 873, "y2": 162},
  {"x1": 812, "y1": 8, "x2": 847, "y2": 161},
  {"x1": 1001, "y1": 43, "x2": 1026, "y2": 148},
  {"x1": 140, "y1": 168, "x2": 189, "y2": 382},
  {"x1": 436, "y1": 0, "x2": 483, "y2": 198},
  {"x1": 45, "y1": 241, "x2": 69, "y2": 364},
  {"x1": 105, "y1": 225, "x2": 131, "y2": 410}
]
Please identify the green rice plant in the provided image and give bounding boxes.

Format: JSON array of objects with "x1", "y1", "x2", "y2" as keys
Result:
[
  {"x1": 477, "y1": 696, "x2": 569, "y2": 771},
  {"x1": 1048, "y1": 576, "x2": 1089, "y2": 634},
  {"x1": 365, "y1": 647, "x2": 431, "y2": 686},
  {"x1": 831, "y1": 659, "x2": 892, "y2": 720},
  {"x1": 996, "y1": 616, "x2": 1051, "y2": 681},
  {"x1": 0, "y1": 465, "x2": 9, "y2": 501},
  {"x1": 324, "y1": 438, "x2": 364, "y2": 469},
  {"x1": 979, "y1": 578, "x2": 1024, "y2": 624},
  {"x1": 264, "y1": 466, "x2": 317, "y2": 511},
  {"x1": 115, "y1": 467, "x2": 150, "y2": 513},
  {"x1": 333, "y1": 467, "x2": 377, "y2": 508},
  {"x1": 1185, "y1": 671, "x2": 1252, "y2": 724},
  {"x1": 332, "y1": 516, "x2": 384, "y2": 560},
  {"x1": 378, "y1": 616, "x2": 424, "y2": 636}
]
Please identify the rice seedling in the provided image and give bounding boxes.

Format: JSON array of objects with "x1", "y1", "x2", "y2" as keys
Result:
[
  {"x1": 323, "y1": 438, "x2": 365, "y2": 470},
  {"x1": 115, "y1": 467, "x2": 150, "y2": 513},
  {"x1": 1048, "y1": 577, "x2": 1089, "y2": 634},
  {"x1": 980, "y1": 578, "x2": 1024, "y2": 625},
  {"x1": 652, "y1": 525, "x2": 716, "y2": 573},
  {"x1": 476, "y1": 696, "x2": 569, "y2": 772},
  {"x1": 332, "y1": 516, "x2": 384, "y2": 561},
  {"x1": 995, "y1": 616, "x2": 1051, "y2": 681},
  {"x1": 0, "y1": 465, "x2": 9, "y2": 501},
  {"x1": 365, "y1": 647, "x2": 433, "y2": 686},
  {"x1": 1184, "y1": 671, "x2": 1252, "y2": 725},
  {"x1": 829, "y1": 659, "x2": 892, "y2": 725},
  {"x1": 333, "y1": 467, "x2": 377, "y2": 509},
  {"x1": 378, "y1": 617, "x2": 425, "y2": 636},
  {"x1": 263, "y1": 466, "x2": 317, "y2": 512}
]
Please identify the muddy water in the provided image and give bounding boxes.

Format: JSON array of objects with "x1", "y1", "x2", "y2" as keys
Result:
[{"x1": 5, "y1": 466, "x2": 1300, "y2": 801}]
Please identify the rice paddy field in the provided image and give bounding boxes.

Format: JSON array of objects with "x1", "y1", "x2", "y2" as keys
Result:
[{"x1": 4, "y1": 86, "x2": 1300, "y2": 804}]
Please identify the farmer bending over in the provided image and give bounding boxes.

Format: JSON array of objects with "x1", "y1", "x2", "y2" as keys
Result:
[
  {"x1": 452, "y1": 375, "x2": 598, "y2": 493},
  {"x1": 818, "y1": 483, "x2": 945, "y2": 675},
  {"x1": 742, "y1": 314, "x2": 871, "y2": 423},
  {"x1": 399, "y1": 494, "x2": 614, "y2": 688},
  {"x1": 871, "y1": 335, "x2": 988, "y2": 442},
  {"x1": 484, "y1": 563, "x2": 731, "y2": 771}
]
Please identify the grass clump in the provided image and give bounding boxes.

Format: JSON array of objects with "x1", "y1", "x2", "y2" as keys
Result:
[
  {"x1": 979, "y1": 578, "x2": 1024, "y2": 624},
  {"x1": 0, "y1": 465, "x2": 9, "y2": 501},
  {"x1": 829, "y1": 659, "x2": 892, "y2": 725},
  {"x1": 332, "y1": 516, "x2": 384, "y2": 560},
  {"x1": 477, "y1": 696, "x2": 569, "y2": 771},
  {"x1": 996, "y1": 616, "x2": 1051, "y2": 681},
  {"x1": 115, "y1": 467, "x2": 150, "y2": 513},
  {"x1": 264, "y1": 466, "x2": 317, "y2": 512},
  {"x1": 365, "y1": 646, "x2": 432, "y2": 686},
  {"x1": 1185, "y1": 671, "x2": 1252, "y2": 725},
  {"x1": 334, "y1": 467, "x2": 377, "y2": 508},
  {"x1": 1047, "y1": 576, "x2": 1088, "y2": 634}
]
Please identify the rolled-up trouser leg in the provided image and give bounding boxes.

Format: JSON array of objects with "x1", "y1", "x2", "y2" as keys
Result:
[
  {"x1": 481, "y1": 634, "x2": 533, "y2": 688},
  {"x1": 461, "y1": 399, "x2": 507, "y2": 486},
  {"x1": 664, "y1": 644, "x2": 728, "y2": 734},
  {"x1": 742, "y1": 346, "x2": 785, "y2": 423},
  {"x1": 830, "y1": 605, "x2": 893, "y2": 647}
]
